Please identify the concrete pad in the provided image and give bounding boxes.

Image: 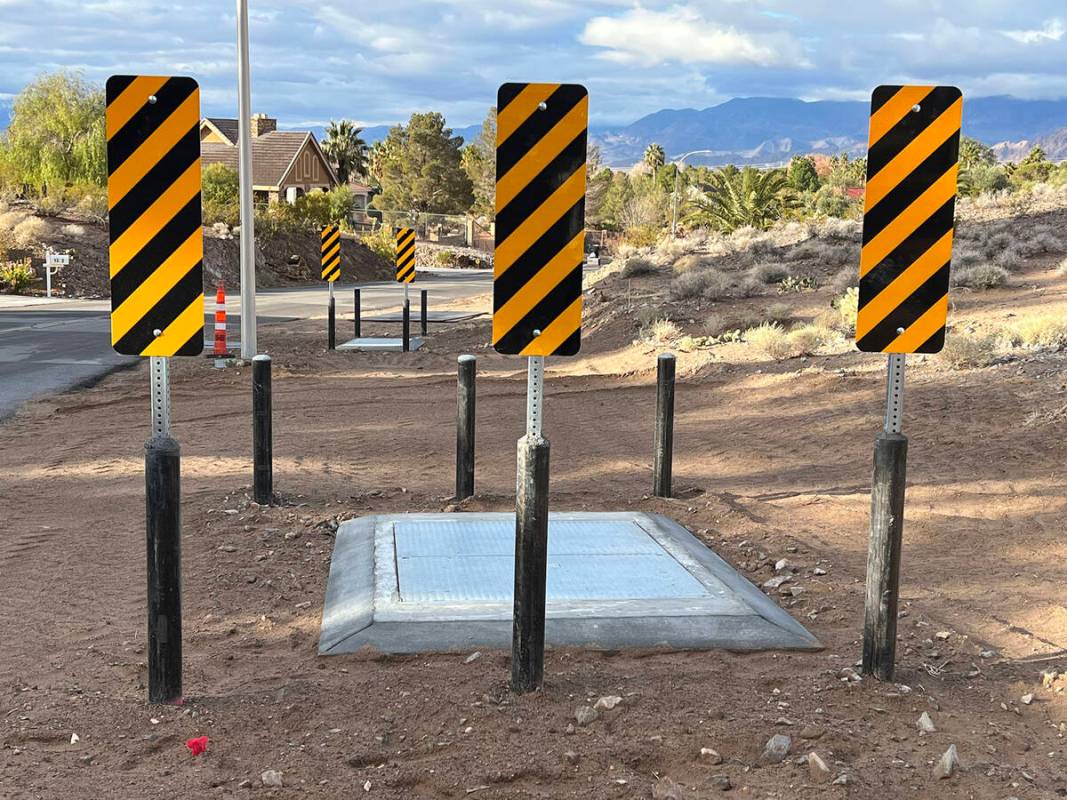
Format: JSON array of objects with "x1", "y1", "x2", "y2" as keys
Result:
[
  {"x1": 361, "y1": 311, "x2": 484, "y2": 323},
  {"x1": 319, "y1": 512, "x2": 820, "y2": 655},
  {"x1": 336, "y1": 337, "x2": 424, "y2": 352}
]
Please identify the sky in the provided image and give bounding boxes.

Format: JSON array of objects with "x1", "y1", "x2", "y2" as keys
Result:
[{"x1": 1, "y1": 0, "x2": 1066, "y2": 130}]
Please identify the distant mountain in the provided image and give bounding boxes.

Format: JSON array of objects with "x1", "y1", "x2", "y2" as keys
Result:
[
  {"x1": 296, "y1": 123, "x2": 483, "y2": 147},
  {"x1": 592, "y1": 95, "x2": 1067, "y2": 167},
  {"x1": 992, "y1": 126, "x2": 1067, "y2": 162}
]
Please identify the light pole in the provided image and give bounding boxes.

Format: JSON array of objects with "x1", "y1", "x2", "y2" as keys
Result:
[
  {"x1": 236, "y1": 0, "x2": 257, "y2": 359},
  {"x1": 670, "y1": 149, "x2": 716, "y2": 236}
]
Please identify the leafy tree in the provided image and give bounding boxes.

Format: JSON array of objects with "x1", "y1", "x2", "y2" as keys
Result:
[
  {"x1": 201, "y1": 163, "x2": 240, "y2": 225},
  {"x1": 370, "y1": 112, "x2": 474, "y2": 214},
  {"x1": 461, "y1": 107, "x2": 496, "y2": 219},
  {"x1": 644, "y1": 143, "x2": 666, "y2": 171},
  {"x1": 599, "y1": 171, "x2": 635, "y2": 230},
  {"x1": 787, "y1": 155, "x2": 820, "y2": 193},
  {"x1": 825, "y1": 154, "x2": 866, "y2": 187},
  {"x1": 959, "y1": 136, "x2": 996, "y2": 170},
  {"x1": 1012, "y1": 145, "x2": 1053, "y2": 184},
  {"x1": 958, "y1": 163, "x2": 1010, "y2": 197},
  {"x1": 0, "y1": 72, "x2": 106, "y2": 193},
  {"x1": 585, "y1": 144, "x2": 613, "y2": 227},
  {"x1": 686, "y1": 166, "x2": 799, "y2": 232},
  {"x1": 322, "y1": 120, "x2": 368, "y2": 184}
]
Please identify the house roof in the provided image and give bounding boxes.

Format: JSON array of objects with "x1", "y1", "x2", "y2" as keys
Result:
[
  {"x1": 201, "y1": 131, "x2": 338, "y2": 189},
  {"x1": 203, "y1": 117, "x2": 239, "y2": 145}
]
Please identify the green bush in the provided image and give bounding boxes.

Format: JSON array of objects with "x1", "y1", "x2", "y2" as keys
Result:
[
  {"x1": 202, "y1": 164, "x2": 239, "y2": 225},
  {"x1": 0, "y1": 259, "x2": 35, "y2": 294},
  {"x1": 360, "y1": 225, "x2": 396, "y2": 262}
]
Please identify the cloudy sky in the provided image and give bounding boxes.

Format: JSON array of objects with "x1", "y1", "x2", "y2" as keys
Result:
[{"x1": 1, "y1": 0, "x2": 1065, "y2": 129}]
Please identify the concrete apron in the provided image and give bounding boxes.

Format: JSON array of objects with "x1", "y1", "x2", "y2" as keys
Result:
[{"x1": 319, "y1": 512, "x2": 821, "y2": 655}]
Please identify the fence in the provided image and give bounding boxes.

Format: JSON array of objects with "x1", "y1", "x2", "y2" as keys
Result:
[{"x1": 353, "y1": 211, "x2": 494, "y2": 252}]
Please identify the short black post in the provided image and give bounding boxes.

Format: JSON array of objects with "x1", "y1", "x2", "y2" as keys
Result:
[
  {"x1": 402, "y1": 297, "x2": 411, "y2": 352},
  {"x1": 328, "y1": 295, "x2": 336, "y2": 350},
  {"x1": 653, "y1": 353, "x2": 676, "y2": 497},
  {"x1": 862, "y1": 432, "x2": 908, "y2": 681},
  {"x1": 252, "y1": 354, "x2": 273, "y2": 505},
  {"x1": 353, "y1": 288, "x2": 361, "y2": 338},
  {"x1": 456, "y1": 355, "x2": 476, "y2": 499},
  {"x1": 420, "y1": 289, "x2": 428, "y2": 336},
  {"x1": 145, "y1": 435, "x2": 182, "y2": 704},
  {"x1": 512, "y1": 434, "x2": 550, "y2": 693}
]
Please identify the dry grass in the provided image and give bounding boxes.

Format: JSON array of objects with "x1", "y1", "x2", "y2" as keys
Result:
[
  {"x1": 953, "y1": 263, "x2": 1009, "y2": 290},
  {"x1": 61, "y1": 224, "x2": 86, "y2": 237},
  {"x1": 670, "y1": 268, "x2": 731, "y2": 301},
  {"x1": 744, "y1": 321, "x2": 829, "y2": 360},
  {"x1": 1009, "y1": 314, "x2": 1067, "y2": 349},
  {"x1": 938, "y1": 333, "x2": 1002, "y2": 369},
  {"x1": 12, "y1": 216, "x2": 48, "y2": 249},
  {"x1": 749, "y1": 262, "x2": 792, "y2": 285},
  {"x1": 1057, "y1": 256, "x2": 1067, "y2": 276},
  {"x1": 621, "y1": 257, "x2": 656, "y2": 278},
  {"x1": 639, "y1": 317, "x2": 680, "y2": 345}
]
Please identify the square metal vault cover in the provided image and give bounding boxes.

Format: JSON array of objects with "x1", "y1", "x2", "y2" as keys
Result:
[{"x1": 319, "y1": 512, "x2": 820, "y2": 655}]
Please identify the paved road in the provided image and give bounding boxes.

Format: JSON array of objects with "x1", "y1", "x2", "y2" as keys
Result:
[{"x1": 0, "y1": 270, "x2": 491, "y2": 421}]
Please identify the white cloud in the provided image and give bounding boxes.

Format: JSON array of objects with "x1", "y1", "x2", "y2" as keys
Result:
[
  {"x1": 579, "y1": 5, "x2": 810, "y2": 68},
  {"x1": 1002, "y1": 18, "x2": 1065, "y2": 44}
]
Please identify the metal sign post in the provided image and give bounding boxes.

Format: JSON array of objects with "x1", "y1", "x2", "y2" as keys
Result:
[
  {"x1": 106, "y1": 74, "x2": 205, "y2": 704},
  {"x1": 236, "y1": 0, "x2": 257, "y2": 359},
  {"x1": 44, "y1": 252, "x2": 69, "y2": 298},
  {"x1": 857, "y1": 84, "x2": 963, "y2": 681}
]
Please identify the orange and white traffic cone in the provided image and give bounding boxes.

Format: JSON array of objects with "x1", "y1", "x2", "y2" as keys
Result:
[{"x1": 214, "y1": 281, "x2": 227, "y2": 357}]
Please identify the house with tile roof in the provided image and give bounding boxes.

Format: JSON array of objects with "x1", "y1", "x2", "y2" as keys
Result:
[{"x1": 200, "y1": 114, "x2": 370, "y2": 212}]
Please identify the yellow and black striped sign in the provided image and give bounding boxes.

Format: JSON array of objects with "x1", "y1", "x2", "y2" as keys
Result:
[
  {"x1": 321, "y1": 225, "x2": 341, "y2": 282},
  {"x1": 106, "y1": 75, "x2": 203, "y2": 357},
  {"x1": 856, "y1": 85, "x2": 963, "y2": 354},
  {"x1": 395, "y1": 227, "x2": 416, "y2": 283},
  {"x1": 492, "y1": 82, "x2": 588, "y2": 356}
]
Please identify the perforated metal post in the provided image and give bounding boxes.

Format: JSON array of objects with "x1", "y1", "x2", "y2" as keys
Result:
[
  {"x1": 883, "y1": 353, "x2": 905, "y2": 434},
  {"x1": 150, "y1": 356, "x2": 171, "y2": 437},
  {"x1": 526, "y1": 354, "x2": 544, "y2": 438},
  {"x1": 328, "y1": 281, "x2": 336, "y2": 350}
]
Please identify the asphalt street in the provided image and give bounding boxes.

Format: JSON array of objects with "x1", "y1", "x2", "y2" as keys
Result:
[{"x1": 0, "y1": 270, "x2": 491, "y2": 421}]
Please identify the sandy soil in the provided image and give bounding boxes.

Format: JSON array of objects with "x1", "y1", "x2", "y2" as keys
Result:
[{"x1": 1, "y1": 263, "x2": 1067, "y2": 799}]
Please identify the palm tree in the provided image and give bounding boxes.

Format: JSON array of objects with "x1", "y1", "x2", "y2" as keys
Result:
[
  {"x1": 685, "y1": 166, "x2": 799, "y2": 232},
  {"x1": 644, "y1": 143, "x2": 666, "y2": 171},
  {"x1": 322, "y1": 119, "x2": 369, "y2": 184}
]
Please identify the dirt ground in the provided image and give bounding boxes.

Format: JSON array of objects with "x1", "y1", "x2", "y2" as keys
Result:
[{"x1": 2, "y1": 261, "x2": 1067, "y2": 799}]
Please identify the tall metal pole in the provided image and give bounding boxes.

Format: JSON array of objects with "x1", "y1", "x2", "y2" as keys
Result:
[
  {"x1": 653, "y1": 353, "x2": 676, "y2": 497},
  {"x1": 236, "y1": 0, "x2": 257, "y2": 359}
]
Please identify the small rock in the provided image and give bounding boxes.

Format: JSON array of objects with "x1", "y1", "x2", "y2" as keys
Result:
[
  {"x1": 934, "y1": 744, "x2": 960, "y2": 779},
  {"x1": 563, "y1": 750, "x2": 580, "y2": 765},
  {"x1": 712, "y1": 775, "x2": 732, "y2": 791},
  {"x1": 261, "y1": 770, "x2": 284, "y2": 787},
  {"x1": 652, "y1": 777, "x2": 687, "y2": 800},
  {"x1": 979, "y1": 649, "x2": 996, "y2": 659},
  {"x1": 917, "y1": 711, "x2": 936, "y2": 734},
  {"x1": 238, "y1": 779, "x2": 252, "y2": 789},
  {"x1": 760, "y1": 733, "x2": 791, "y2": 764},
  {"x1": 78, "y1": 755, "x2": 94, "y2": 766},
  {"x1": 699, "y1": 747, "x2": 722, "y2": 764},
  {"x1": 935, "y1": 631, "x2": 951, "y2": 640},
  {"x1": 1021, "y1": 693, "x2": 1034, "y2": 705},
  {"x1": 464, "y1": 651, "x2": 482, "y2": 664},
  {"x1": 363, "y1": 780, "x2": 371, "y2": 792},
  {"x1": 808, "y1": 751, "x2": 831, "y2": 783},
  {"x1": 217, "y1": 544, "x2": 237, "y2": 552},
  {"x1": 70, "y1": 733, "x2": 80, "y2": 744},
  {"x1": 840, "y1": 667, "x2": 862, "y2": 683},
  {"x1": 763, "y1": 575, "x2": 791, "y2": 590},
  {"x1": 774, "y1": 558, "x2": 790, "y2": 572},
  {"x1": 788, "y1": 585, "x2": 804, "y2": 597},
  {"x1": 799, "y1": 725, "x2": 825, "y2": 740},
  {"x1": 575, "y1": 706, "x2": 598, "y2": 726},
  {"x1": 1041, "y1": 669, "x2": 1058, "y2": 688},
  {"x1": 594, "y1": 695, "x2": 622, "y2": 711},
  {"x1": 813, "y1": 567, "x2": 827, "y2": 576},
  {"x1": 832, "y1": 773, "x2": 852, "y2": 786}
]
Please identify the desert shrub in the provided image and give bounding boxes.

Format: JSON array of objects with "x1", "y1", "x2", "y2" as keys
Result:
[
  {"x1": 0, "y1": 259, "x2": 35, "y2": 294},
  {"x1": 992, "y1": 248, "x2": 1022, "y2": 271},
  {"x1": 61, "y1": 223, "x2": 86, "y2": 237},
  {"x1": 674, "y1": 253, "x2": 706, "y2": 273},
  {"x1": 65, "y1": 183, "x2": 107, "y2": 219},
  {"x1": 786, "y1": 324, "x2": 828, "y2": 357},
  {"x1": 830, "y1": 267, "x2": 855, "y2": 293},
  {"x1": 640, "y1": 317, "x2": 680, "y2": 343},
  {"x1": 360, "y1": 225, "x2": 395, "y2": 262},
  {"x1": 1057, "y1": 256, "x2": 1067, "y2": 276},
  {"x1": 621, "y1": 225, "x2": 660, "y2": 248},
  {"x1": 650, "y1": 236, "x2": 692, "y2": 265},
  {"x1": 777, "y1": 274, "x2": 818, "y2": 293},
  {"x1": 12, "y1": 216, "x2": 47, "y2": 248},
  {"x1": 953, "y1": 263, "x2": 1008, "y2": 290},
  {"x1": 621, "y1": 257, "x2": 656, "y2": 278},
  {"x1": 765, "y1": 302, "x2": 792, "y2": 324},
  {"x1": 670, "y1": 268, "x2": 730, "y2": 301},
  {"x1": 1010, "y1": 314, "x2": 1067, "y2": 348},
  {"x1": 734, "y1": 274, "x2": 765, "y2": 298},
  {"x1": 938, "y1": 333, "x2": 1000, "y2": 369},
  {"x1": 0, "y1": 209, "x2": 29, "y2": 233},
  {"x1": 823, "y1": 287, "x2": 858, "y2": 334},
  {"x1": 750, "y1": 262, "x2": 792, "y2": 284},
  {"x1": 745, "y1": 322, "x2": 789, "y2": 358}
]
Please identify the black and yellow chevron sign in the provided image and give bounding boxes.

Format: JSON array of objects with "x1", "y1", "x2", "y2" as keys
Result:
[
  {"x1": 106, "y1": 75, "x2": 203, "y2": 357},
  {"x1": 395, "y1": 227, "x2": 416, "y2": 283},
  {"x1": 492, "y1": 82, "x2": 588, "y2": 356},
  {"x1": 321, "y1": 225, "x2": 341, "y2": 282},
  {"x1": 856, "y1": 85, "x2": 963, "y2": 354}
]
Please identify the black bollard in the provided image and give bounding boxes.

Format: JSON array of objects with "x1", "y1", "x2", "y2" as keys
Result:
[
  {"x1": 402, "y1": 297, "x2": 411, "y2": 352},
  {"x1": 862, "y1": 432, "x2": 908, "y2": 681},
  {"x1": 328, "y1": 295, "x2": 336, "y2": 350},
  {"x1": 252, "y1": 354, "x2": 273, "y2": 505},
  {"x1": 511, "y1": 434, "x2": 550, "y2": 693},
  {"x1": 456, "y1": 355, "x2": 476, "y2": 499},
  {"x1": 653, "y1": 353, "x2": 676, "y2": 497},
  {"x1": 420, "y1": 289, "x2": 428, "y2": 336},
  {"x1": 353, "y1": 288, "x2": 361, "y2": 338},
  {"x1": 145, "y1": 435, "x2": 182, "y2": 704}
]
